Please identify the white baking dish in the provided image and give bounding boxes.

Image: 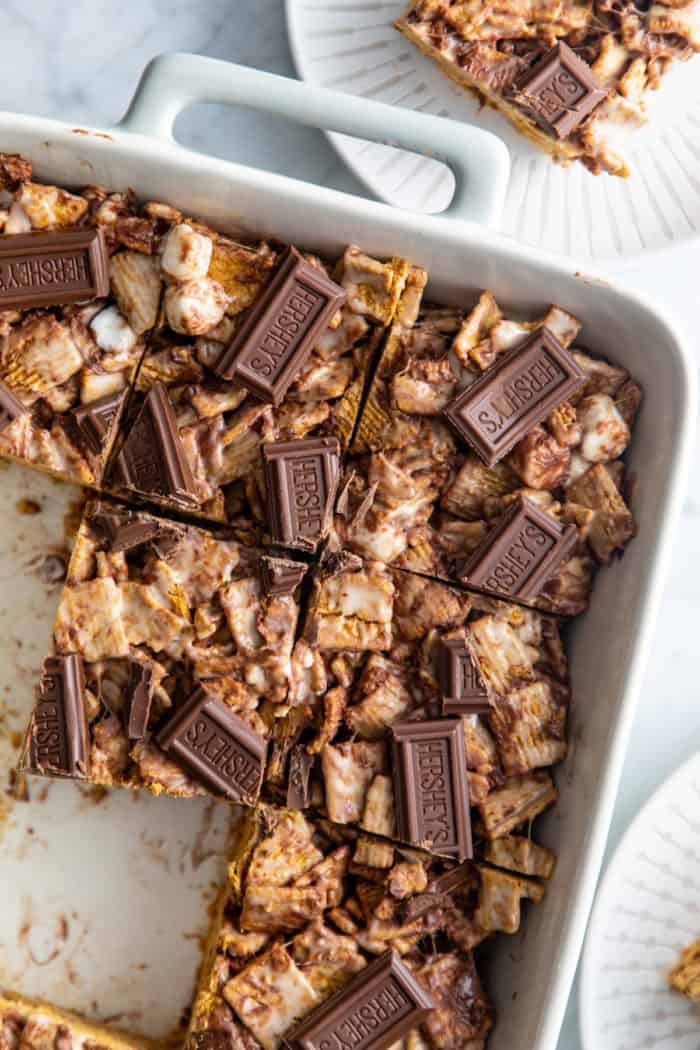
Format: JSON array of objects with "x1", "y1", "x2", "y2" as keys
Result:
[{"x1": 0, "y1": 53, "x2": 694, "y2": 1050}]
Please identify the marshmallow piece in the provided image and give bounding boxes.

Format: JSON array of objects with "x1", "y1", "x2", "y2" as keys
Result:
[
  {"x1": 165, "y1": 277, "x2": 228, "y2": 336},
  {"x1": 161, "y1": 223, "x2": 213, "y2": 281}
]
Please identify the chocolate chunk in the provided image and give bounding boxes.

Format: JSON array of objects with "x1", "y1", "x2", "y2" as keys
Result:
[
  {"x1": 263, "y1": 437, "x2": 340, "y2": 552},
  {"x1": 127, "y1": 660, "x2": 154, "y2": 739},
  {"x1": 285, "y1": 949, "x2": 435, "y2": 1050},
  {"x1": 214, "y1": 246, "x2": 346, "y2": 405},
  {"x1": 113, "y1": 382, "x2": 197, "y2": 506},
  {"x1": 0, "y1": 378, "x2": 28, "y2": 432},
  {"x1": 0, "y1": 228, "x2": 110, "y2": 310},
  {"x1": 89, "y1": 504, "x2": 177, "y2": 554},
  {"x1": 260, "y1": 555, "x2": 308, "y2": 597},
  {"x1": 427, "y1": 861, "x2": 477, "y2": 896},
  {"x1": 67, "y1": 389, "x2": 126, "y2": 456},
  {"x1": 511, "y1": 41, "x2": 607, "y2": 139},
  {"x1": 286, "y1": 745, "x2": 314, "y2": 809},
  {"x1": 391, "y1": 717, "x2": 472, "y2": 861},
  {"x1": 156, "y1": 686, "x2": 266, "y2": 804},
  {"x1": 190, "y1": 1029, "x2": 237, "y2": 1050},
  {"x1": 26, "y1": 654, "x2": 89, "y2": 778},
  {"x1": 443, "y1": 327, "x2": 585, "y2": 466},
  {"x1": 435, "y1": 637, "x2": 490, "y2": 716},
  {"x1": 459, "y1": 495, "x2": 577, "y2": 602}
]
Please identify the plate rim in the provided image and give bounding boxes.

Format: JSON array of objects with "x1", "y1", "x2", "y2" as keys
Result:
[
  {"x1": 579, "y1": 747, "x2": 700, "y2": 1050},
  {"x1": 284, "y1": 0, "x2": 700, "y2": 265}
]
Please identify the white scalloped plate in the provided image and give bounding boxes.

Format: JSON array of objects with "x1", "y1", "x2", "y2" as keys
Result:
[
  {"x1": 286, "y1": 0, "x2": 700, "y2": 261},
  {"x1": 580, "y1": 750, "x2": 700, "y2": 1050}
]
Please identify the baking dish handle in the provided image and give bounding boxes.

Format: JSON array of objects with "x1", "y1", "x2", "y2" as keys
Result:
[{"x1": 117, "y1": 52, "x2": 509, "y2": 228}]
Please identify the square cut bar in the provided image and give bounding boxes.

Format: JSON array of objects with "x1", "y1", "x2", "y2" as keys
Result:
[
  {"x1": 0, "y1": 223, "x2": 150, "y2": 488},
  {"x1": 20, "y1": 500, "x2": 306, "y2": 804},
  {"x1": 185, "y1": 804, "x2": 557, "y2": 1049},
  {"x1": 396, "y1": 2, "x2": 699, "y2": 177},
  {"x1": 106, "y1": 238, "x2": 414, "y2": 537},
  {"x1": 264, "y1": 551, "x2": 570, "y2": 853},
  {"x1": 339, "y1": 287, "x2": 640, "y2": 616},
  {"x1": 0, "y1": 993, "x2": 154, "y2": 1050}
]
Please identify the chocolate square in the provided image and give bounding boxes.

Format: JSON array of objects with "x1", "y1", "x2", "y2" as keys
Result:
[
  {"x1": 459, "y1": 495, "x2": 577, "y2": 602},
  {"x1": 263, "y1": 437, "x2": 340, "y2": 552},
  {"x1": 435, "y1": 637, "x2": 490, "y2": 715},
  {"x1": 512, "y1": 42, "x2": 607, "y2": 139},
  {"x1": 285, "y1": 949, "x2": 435, "y2": 1050},
  {"x1": 443, "y1": 326, "x2": 585, "y2": 466},
  {"x1": 156, "y1": 686, "x2": 267, "y2": 804},
  {"x1": 391, "y1": 716, "x2": 472, "y2": 861}
]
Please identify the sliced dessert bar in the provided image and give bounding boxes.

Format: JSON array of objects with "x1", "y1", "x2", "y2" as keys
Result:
[
  {"x1": 396, "y1": 0, "x2": 700, "y2": 176},
  {"x1": 185, "y1": 803, "x2": 555, "y2": 1050},
  {"x1": 266, "y1": 550, "x2": 568, "y2": 858},
  {"x1": 0, "y1": 153, "x2": 166, "y2": 486},
  {"x1": 0, "y1": 993, "x2": 154, "y2": 1050},
  {"x1": 342, "y1": 283, "x2": 639, "y2": 615},
  {"x1": 19, "y1": 500, "x2": 306, "y2": 805},
  {"x1": 106, "y1": 229, "x2": 414, "y2": 549}
]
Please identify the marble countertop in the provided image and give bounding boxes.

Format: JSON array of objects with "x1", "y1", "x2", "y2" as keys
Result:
[{"x1": 2, "y1": 2, "x2": 699, "y2": 1047}]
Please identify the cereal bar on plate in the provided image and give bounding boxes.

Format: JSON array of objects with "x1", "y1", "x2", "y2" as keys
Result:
[{"x1": 396, "y1": 0, "x2": 700, "y2": 176}]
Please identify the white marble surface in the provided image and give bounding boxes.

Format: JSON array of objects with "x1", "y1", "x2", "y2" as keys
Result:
[{"x1": 1, "y1": 2, "x2": 699, "y2": 1048}]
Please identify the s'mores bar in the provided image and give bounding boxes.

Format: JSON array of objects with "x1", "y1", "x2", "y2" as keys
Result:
[
  {"x1": 397, "y1": 0, "x2": 700, "y2": 176},
  {"x1": 19, "y1": 500, "x2": 306, "y2": 805},
  {"x1": 266, "y1": 550, "x2": 567, "y2": 859},
  {"x1": 0, "y1": 154, "x2": 154, "y2": 486},
  {"x1": 0, "y1": 994, "x2": 154, "y2": 1050},
  {"x1": 107, "y1": 236, "x2": 411, "y2": 550},
  {"x1": 185, "y1": 804, "x2": 554, "y2": 1050},
  {"x1": 341, "y1": 279, "x2": 639, "y2": 615}
]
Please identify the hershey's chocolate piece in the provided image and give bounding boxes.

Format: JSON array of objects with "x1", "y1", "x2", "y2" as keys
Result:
[
  {"x1": 113, "y1": 382, "x2": 197, "y2": 506},
  {"x1": 127, "y1": 660, "x2": 154, "y2": 739},
  {"x1": 68, "y1": 389, "x2": 126, "y2": 456},
  {"x1": 286, "y1": 745, "x2": 314, "y2": 809},
  {"x1": 512, "y1": 42, "x2": 607, "y2": 139},
  {"x1": 459, "y1": 495, "x2": 577, "y2": 602},
  {"x1": 427, "y1": 861, "x2": 476, "y2": 896},
  {"x1": 89, "y1": 504, "x2": 176, "y2": 554},
  {"x1": 443, "y1": 327, "x2": 585, "y2": 466},
  {"x1": 26, "y1": 654, "x2": 89, "y2": 778},
  {"x1": 263, "y1": 437, "x2": 340, "y2": 552},
  {"x1": 0, "y1": 378, "x2": 28, "y2": 432},
  {"x1": 435, "y1": 637, "x2": 490, "y2": 716},
  {"x1": 391, "y1": 716, "x2": 472, "y2": 861},
  {"x1": 260, "y1": 555, "x2": 308, "y2": 597},
  {"x1": 214, "y1": 246, "x2": 346, "y2": 405},
  {"x1": 156, "y1": 686, "x2": 266, "y2": 804},
  {"x1": 284, "y1": 949, "x2": 435, "y2": 1050},
  {"x1": 0, "y1": 228, "x2": 110, "y2": 310}
]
